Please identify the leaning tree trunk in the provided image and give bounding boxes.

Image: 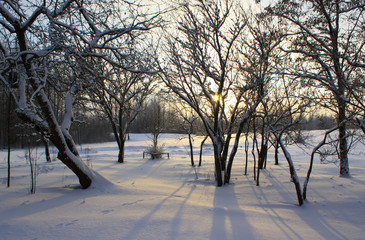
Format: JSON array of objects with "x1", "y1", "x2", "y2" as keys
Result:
[
  {"x1": 270, "y1": 127, "x2": 303, "y2": 206},
  {"x1": 27, "y1": 76, "x2": 93, "y2": 188},
  {"x1": 277, "y1": 136, "x2": 303, "y2": 206},
  {"x1": 50, "y1": 114, "x2": 92, "y2": 188},
  {"x1": 10, "y1": 24, "x2": 93, "y2": 189},
  {"x1": 56, "y1": 147, "x2": 92, "y2": 188},
  {"x1": 199, "y1": 136, "x2": 208, "y2": 166},
  {"x1": 17, "y1": 102, "x2": 93, "y2": 189},
  {"x1": 303, "y1": 126, "x2": 339, "y2": 200}
]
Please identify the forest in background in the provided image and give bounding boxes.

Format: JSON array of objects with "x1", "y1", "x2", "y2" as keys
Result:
[{"x1": 0, "y1": 87, "x2": 338, "y2": 149}]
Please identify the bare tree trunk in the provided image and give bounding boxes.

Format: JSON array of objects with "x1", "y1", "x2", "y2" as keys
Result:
[
  {"x1": 17, "y1": 86, "x2": 93, "y2": 188},
  {"x1": 118, "y1": 139, "x2": 125, "y2": 163},
  {"x1": 188, "y1": 133, "x2": 194, "y2": 166},
  {"x1": 45, "y1": 140, "x2": 51, "y2": 162},
  {"x1": 244, "y1": 132, "x2": 249, "y2": 175},
  {"x1": 258, "y1": 122, "x2": 266, "y2": 170},
  {"x1": 42, "y1": 135, "x2": 51, "y2": 162},
  {"x1": 273, "y1": 130, "x2": 303, "y2": 206},
  {"x1": 244, "y1": 119, "x2": 251, "y2": 176},
  {"x1": 256, "y1": 120, "x2": 264, "y2": 186},
  {"x1": 256, "y1": 144, "x2": 267, "y2": 186},
  {"x1": 303, "y1": 126, "x2": 339, "y2": 200},
  {"x1": 338, "y1": 124, "x2": 349, "y2": 176},
  {"x1": 338, "y1": 97, "x2": 349, "y2": 176},
  {"x1": 63, "y1": 132, "x2": 80, "y2": 157},
  {"x1": 28, "y1": 141, "x2": 36, "y2": 194},
  {"x1": 274, "y1": 140, "x2": 279, "y2": 165},
  {"x1": 263, "y1": 139, "x2": 268, "y2": 169},
  {"x1": 221, "y1": 134, "x2": 231, "y2": 171},
  {"x1": 279, "y1": 139, "x2": 303, "y2": 206},
  {"x1": 252, "y1": 119, "x2": 257, "y2": 181},
  {"x1": 117, "y1": 133, "x2": 125, "y2": 163},
  {"x1": 199, "y1": 136, "x2": 208, "y2": 166},
  {"x1": 213, "y1": 141, "x2": 223, "y2": 186},
  {"x1": 7, "y1": 95, "x2": 11, "y2": 187},
  {"x1": 110, "y1": 119, "x2": 122, "y2": 163},
  {"x1": 56, "y1": 148, "x2": 92, "y2": 188},
  {"x1": 105, "y1": 105, "x2": 125, "y2": 163},
  {"x1": 7, "y1": 141, "x2": 11, "y2": 187},
  {"x1": 225, "y1": 112, "x2": 252, "y2": 184},
  {"x1": 118, "y1": 107, "x2": 125, "y2": 163},
  {"x1": 18, "y1": 62, "x2": 93, "y2": 188}
]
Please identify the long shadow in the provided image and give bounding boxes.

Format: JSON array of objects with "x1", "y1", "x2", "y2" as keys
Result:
[
  {"x1": 1, "y1": 170, "x2": 122, "y2": 223},
  {"x1": 1, "y1": 185, "x2": 88, "y2": 221},
  {"x1": 299, "y1": 180, "x2": 362, "y2": 239},
  {"x1": 210, "y1": 185, "x2": 255, "y2": 240},
  {"x1": 298, "y1": 202, "x2": 349, "y2": 240},
  {"x1": 257, "y1": 170, "x2": 350, "y2": 239},
  {"x1": 250, "y1": 174, "x2": 305, "y2": 240},
  {"x1": 168, "y1": 182, "x2": 196, "y2": 238},
  {"x1": 123, "y1": 180, "x2": 191, "y2": 240}
]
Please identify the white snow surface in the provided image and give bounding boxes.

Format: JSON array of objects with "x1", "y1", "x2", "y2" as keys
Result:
[{"x1": 1, "y1": 132, "x2": 365, "y2": 240}]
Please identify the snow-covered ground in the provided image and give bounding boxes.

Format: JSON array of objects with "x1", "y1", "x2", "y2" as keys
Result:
[{"x1": 1, "y1": 132, "x2": 364, "y2": 240}]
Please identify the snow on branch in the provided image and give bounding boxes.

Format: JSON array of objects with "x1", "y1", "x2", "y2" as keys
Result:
[
  {"x1": 61, "y1": 86, "x2": 78, "y2": 132},
  {"x1": 21, "y1": 6, "x2": 45, "y2": 31},
  {"x1": 0, "y1": 2, "x2": 18, "y2": 26},
  {"x1": 51, "y1": 0, "x2": 75, "y2": 18},
  {"x1": 0, "y1": 18, "x2": 15, "y2": 32}
]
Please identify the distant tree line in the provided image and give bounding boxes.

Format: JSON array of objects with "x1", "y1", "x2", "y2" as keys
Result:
[
  {"x1": 0, "y1": 89, "x2": 342, "y2": 149},
  {"x1": 0, "y1": 94, "x2": 202, "y2": 148}
]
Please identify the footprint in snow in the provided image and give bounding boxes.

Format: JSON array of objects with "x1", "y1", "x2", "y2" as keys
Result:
[
  {"x1": 121, "y1": 199, "x2": 144, "y2": 206},
  {"x1": 65, "y1": 219, "x2": 78, "y2": 226},
  {"x1": 56, "y1": 219, "x2": 78, "y2": 227},
  {"x1": 102, "y1": 209, "x2": 114, "y2": 214}
]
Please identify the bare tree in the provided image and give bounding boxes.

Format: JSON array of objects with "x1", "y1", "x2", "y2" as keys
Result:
[
  {"x1": 159, "y1": 0, "x2": 263, "y2": 186},
  {"x1": 179, "y1": 105, "x2": 199, "y2": 166},
  {"x1": 237, "y1": 12, "x2": 288, "y2": 186},
  {"x1": 303, "y1": 124, "x2": 341, "y2": 200},
  {"x1": 265, "y1": 76, "x2": 309, "y2": 206},
  {"x1": 145, "y1": 97, "x2": 166, "y2": 158},
  {"x1": 267, "y1": 0, "x2": 365, "y2": 176},
  {"x1": 0, "y1": 0, "x2": 160, "y2": 188},
  {"x1": 89, "y1": 62, "x2": 155, "y2": 163}
]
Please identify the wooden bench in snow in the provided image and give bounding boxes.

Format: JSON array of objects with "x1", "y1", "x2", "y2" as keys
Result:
[{"x1": 143, "y1": 151, "x2": 170, "y2": 159}]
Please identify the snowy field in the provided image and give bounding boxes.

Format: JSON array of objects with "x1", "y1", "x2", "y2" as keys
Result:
[{"x1": 1, "y1": 132, "x2": 365, "y2": 240}]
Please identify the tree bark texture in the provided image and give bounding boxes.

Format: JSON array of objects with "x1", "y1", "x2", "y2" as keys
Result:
[{"x1": 337, "y1": 97, "x2": 349, "y2": 176}]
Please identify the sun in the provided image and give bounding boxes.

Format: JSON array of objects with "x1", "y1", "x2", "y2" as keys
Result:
[{"x1": 212, "y1": 94, "x2": 220, "y2": 102}]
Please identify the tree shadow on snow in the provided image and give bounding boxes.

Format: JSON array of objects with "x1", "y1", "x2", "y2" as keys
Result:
[
  {"x1": 123, "y1": 180, "x2": 194, "y2": 240},
  {"x1": 210, "y1": 185, "x2": 255, "y2": 240},
  {"x1": 252, "y1": 170, "x2": 351, "y2": 239}
]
